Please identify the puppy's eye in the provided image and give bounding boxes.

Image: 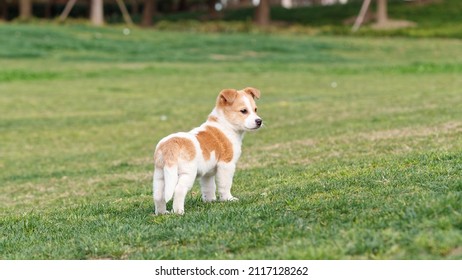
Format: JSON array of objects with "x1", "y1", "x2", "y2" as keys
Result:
[
  {"x1": 255, "y1": 108, "x2": 258, "y2": 113},
  {"x1": 240, "y1": 109, "x2": 248, "y2": 114}
]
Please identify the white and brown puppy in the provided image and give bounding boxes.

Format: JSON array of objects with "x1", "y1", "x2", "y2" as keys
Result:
[{"x1": 153, "y1": 87, "x2": 263, "y2": 215}]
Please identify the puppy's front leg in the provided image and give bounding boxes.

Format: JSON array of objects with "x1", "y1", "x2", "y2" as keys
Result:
[{"x1": 216, "y1": 163, "x2": 238, "y2": 201}]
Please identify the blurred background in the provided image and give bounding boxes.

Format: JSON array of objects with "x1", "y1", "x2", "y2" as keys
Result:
[
  {"x1": 1, "y1": 0, "x2": 461, "y2": 37},
  {"x1": 1, "y1": 0, "x2": 462, "y2": 259}
]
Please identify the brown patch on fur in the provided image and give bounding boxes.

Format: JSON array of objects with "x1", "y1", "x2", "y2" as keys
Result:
[
  {"x1": 208, "y1": 115, "x2": 218, "y2": 122},
  {"x1": 226, "y1": 96, "x2": 246, "y2": 125},
  {"x1": 196, "y1": 126, "x2": 233, "y2": 163},
  {"x1": 243, "y1": 87, "x2": 261, "y2": 100},
  {"x1": 216, "y1": 89, "x2": 256, "y2": 124},
  {"x1": 216, "y1": 89, "x2": 258, "y2": 127},
  {"x1": 217, "y1": 89, "x2": 238, "y2": 107},
  {"x1": 154, "y1": 137, "x2": 196, "y2": 168}
]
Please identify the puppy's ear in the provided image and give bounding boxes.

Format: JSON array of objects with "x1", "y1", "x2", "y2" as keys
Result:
[
  {"x1": 218, "y1": 89, "x2": 238, "y2": 105},
  {"x1": 243, "y1": 87, "x2": 261, "y2": 100}
]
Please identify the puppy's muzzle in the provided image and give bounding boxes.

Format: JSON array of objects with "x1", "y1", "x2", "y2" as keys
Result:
[{"x1": 255, "y1": 118, "x2": 263, "y2": 128}]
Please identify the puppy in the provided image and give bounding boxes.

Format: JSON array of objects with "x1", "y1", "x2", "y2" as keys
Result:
[{"x1": 153, "y1": 87, "x2": 263, "y2": 215}]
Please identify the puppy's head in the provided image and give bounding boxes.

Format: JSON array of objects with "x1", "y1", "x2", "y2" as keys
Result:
[{"x1": 216, "y1": 87, "x2": 263, "y2": 132}]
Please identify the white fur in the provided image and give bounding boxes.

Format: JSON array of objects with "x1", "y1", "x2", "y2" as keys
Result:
[
  {"x1": 240, "y1": 93, "x2": 261, "y2": 130},
  {"x1": 153, "y1": 92, "x2": 262, "y2": 215}
]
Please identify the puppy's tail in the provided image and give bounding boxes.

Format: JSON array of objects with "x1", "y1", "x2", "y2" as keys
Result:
[{"x1": 163, "y1": 165, "x2": 178, "y2": 203}]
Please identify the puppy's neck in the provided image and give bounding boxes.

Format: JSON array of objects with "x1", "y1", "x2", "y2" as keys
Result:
[{"x1": 206, "y1": 109, "x2": 245, "y2": 141}]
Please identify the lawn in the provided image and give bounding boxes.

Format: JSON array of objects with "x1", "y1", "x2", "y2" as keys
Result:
[{"x1": 0, "y1": 23, "x2": 461, "y2": 259}]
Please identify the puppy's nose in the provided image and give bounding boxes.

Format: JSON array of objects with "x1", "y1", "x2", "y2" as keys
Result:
[{"x1": 255, "y1": 119, "x2": 263, "y2": 127}]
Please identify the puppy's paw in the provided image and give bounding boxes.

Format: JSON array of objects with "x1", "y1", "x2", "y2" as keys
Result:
[
  {"x1": 202, "y1": 196, "x2": 217, "y2": 203},
  {"x1": 155, "y1": 210, "x2": 170, "y2": 215},
  {"x1": 220, "y1": 196, "x2": 239, "y2": 202},
  {"x1": 173, "y1": 208, "x2": 185, "y2": 215}
]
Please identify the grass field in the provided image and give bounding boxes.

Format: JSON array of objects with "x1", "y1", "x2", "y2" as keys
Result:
[{"x1": 1, "y1": 23, "x2": 462, "y2": 259}]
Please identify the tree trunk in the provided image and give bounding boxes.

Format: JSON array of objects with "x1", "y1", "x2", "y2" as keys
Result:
[
  {"x1": 141, "y1": 0, "x2": 155, "y2": 27},
  {"x1": 377, "y1": 0, "x2": 388, "y2": 25},
  {"x1": 59, "y1": 0, "x2": 77, "y2": 22},
  {"x1": 352, "y1": 0, "x2": 372, "y2": 32},
  {"x1": 206, "y1": 0, "x2": 217, "y2": 19},
  {"x1": 254, "y1": 0, "x2": 270, "y2": 26},
  {"x1": 115, "y1": 0, "x2": 134, "y2": 25},
  {"x1": 239, "y1": 0, "x2": 251, "y2": 7},
  {"x1": 177, "y1": 0, "x2": 187, "y2": 11},
  {"x1": 19, "y1": 0, "x2": 32, "y2": 20},
  {"x1": 1, "y1": 0, "x2": 9, "y2": 20},
  {"x1": 45, "y1": 0, "x2": 53, "y2": 19},
  {"x1": 131, "y1": 0, "x2": 139, "y2": 16},
  {"x1": 90, "y1": 0, "x2": 104, "y2": 26}
]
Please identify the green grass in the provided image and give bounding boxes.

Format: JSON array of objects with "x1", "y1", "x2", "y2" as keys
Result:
[{"x1": 1, "y1": 23, "x2": 462, "y2": 259}]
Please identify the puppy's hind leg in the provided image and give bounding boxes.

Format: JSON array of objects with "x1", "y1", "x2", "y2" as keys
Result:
[
  {"x1": 172, "y1": 172, "x2": 196, "y2": 215},
  {"x1": 200, "y1": 175, "x2": 217, "y2": 202},
  {"x1": 153, "y1": 168, "x2": 168, "y2": 215}
]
